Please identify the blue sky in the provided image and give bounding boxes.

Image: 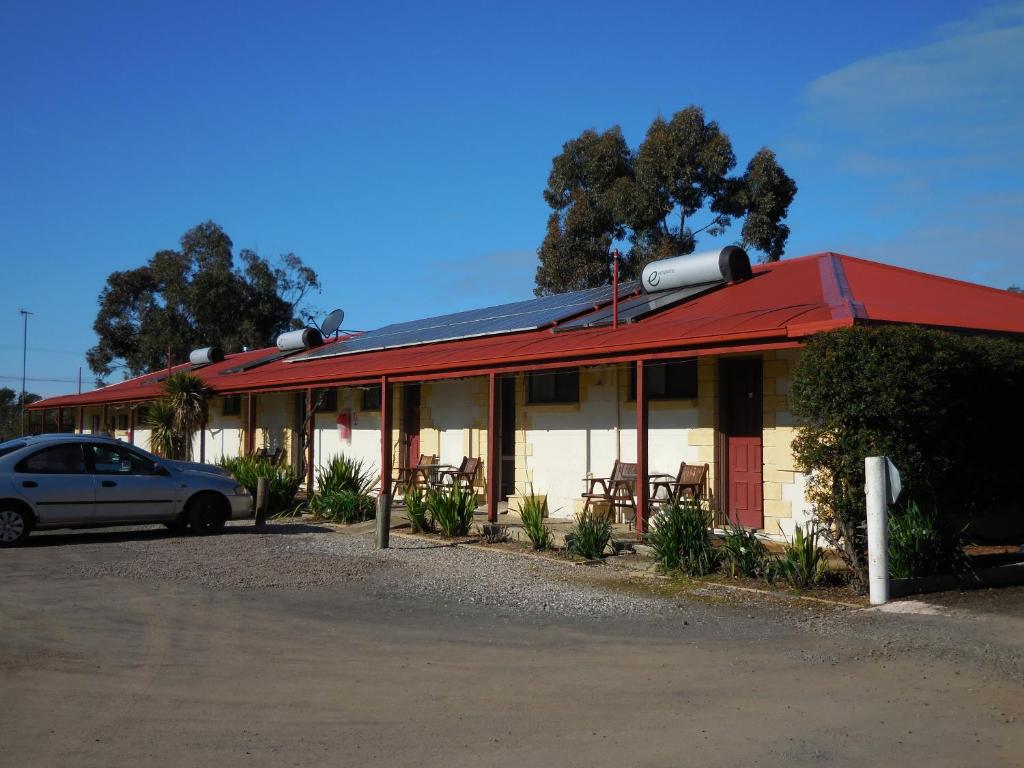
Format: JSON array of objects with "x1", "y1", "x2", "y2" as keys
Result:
[{"x1": 1, "y1": 0, "x2": 1021, "y2": 396}]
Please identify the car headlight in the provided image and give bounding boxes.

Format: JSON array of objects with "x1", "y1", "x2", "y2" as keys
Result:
[{"x1": 233, "y1": 485, "x2": 249, "y2": 496}]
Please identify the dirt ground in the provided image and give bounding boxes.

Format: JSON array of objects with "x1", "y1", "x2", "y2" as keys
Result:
[{"x1": 1, "y1": 522, "x2": 1022, "y2": 768}]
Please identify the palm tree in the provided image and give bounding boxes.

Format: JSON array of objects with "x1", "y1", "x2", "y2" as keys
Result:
[
  {"x1": 144, "y1": 399, "x2": 181, "y2": 459},
  {"x1": 163, "y1": 372, "x2": 210, "y2": 460}
]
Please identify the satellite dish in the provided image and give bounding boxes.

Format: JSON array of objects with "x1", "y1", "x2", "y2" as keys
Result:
[{"x1": 321, "y1": 309, "x2": 345, "y2": 338}]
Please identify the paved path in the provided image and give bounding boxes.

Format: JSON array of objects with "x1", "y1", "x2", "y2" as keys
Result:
[{"x1": 1, "y1": 522, "x2": 1021, "y2": 767}]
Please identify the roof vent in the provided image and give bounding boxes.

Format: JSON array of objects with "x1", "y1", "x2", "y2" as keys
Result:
[
  {"x1": 276, "y1": 327, "x2": 324, "y2": 352},
  {"x1": 641, "y1": 246, "x2": 752, "y2": 294},
  {"x1": 189, "y1": 346, "x2": 224, "y2": 365}
]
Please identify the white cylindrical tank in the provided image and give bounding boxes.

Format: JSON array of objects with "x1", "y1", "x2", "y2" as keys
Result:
[
  {"x1": 641, "y1": 246, "x2": 752, "y2": 293},
  {"x1": 189, "y1": 347, "x2": 224, "y2": 365},
  {"x1": 276, "y1": 327, "x2": 324, "y2": 352}
]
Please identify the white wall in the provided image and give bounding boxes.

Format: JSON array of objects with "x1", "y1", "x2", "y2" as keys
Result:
[
  {"x1": 312, "y1": 388, "x2": 383, "y2": 489},
  {"x1": 428, "y1": 379, "x2": 482, "y2": 468},
  {"x1": 522, "y1": 366, "x2": 702, "y2": 519}
]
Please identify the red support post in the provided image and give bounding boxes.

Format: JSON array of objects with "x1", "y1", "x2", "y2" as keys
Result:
[
  {"x1": 379, "y1": 376, "x2": 392, "y2": 498},
  {"x1": 635, "y1": 359, "x2": 649, "y2": 536},
  {"x1": 129, "y1": 403, "x2": 135, "y2": 445},
  {"x1": 246, "y1": 392, "x2": 256, "y2": 454},
  {"x1": 101, "y1": 404, "x2": 107, "y2": 436},
  {"x1": 486, "y1": 372, "x2": 498, "y2": 523},
  {"x1": 78, "y1": 406, "x2": 84, "y2": 434},
  {"x1": 306, "y1": 387, "x2": 315, "y2": 494},
  {"x1": 199, "y1": 411, "x2": 206, "y2": 462}
]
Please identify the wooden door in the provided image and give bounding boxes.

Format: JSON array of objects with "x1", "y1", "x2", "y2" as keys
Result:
[
  {"x1": 721, "y1": 358, "x2": 763, "y2": 528},
  {"x1": 402, "y1": 384, "x2": 421, "y2": 470}
]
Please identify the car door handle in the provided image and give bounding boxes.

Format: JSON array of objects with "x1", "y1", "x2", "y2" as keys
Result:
[
  {"x1": 21, "y1": 480, "x2": 38, "y2": 488},
  {"x1": 102, "y1": 480, "x2": 118, "y2": 488}
]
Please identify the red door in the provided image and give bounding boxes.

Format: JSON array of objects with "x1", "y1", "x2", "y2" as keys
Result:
[
  {"x1": 721, "y1": 358, "x2": 763, "y2": 528},
  {"x1": 402, "y1": 384, "x2": 421, "y2": 469}
]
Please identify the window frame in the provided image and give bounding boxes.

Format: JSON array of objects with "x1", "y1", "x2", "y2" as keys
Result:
[
  {"x1": 84, "y1": 443, "x2": 163, "y2": 476},
  {"x1": 314, "y1": 388, "x2": 338, "y2": 413},
  {"x1": 360, "y1": 385, "x2": 381, "y2": 412},
  {"x1": 222, "y1": 395, "x2": 242, "y2": 417},
  {"x1": 627, "y1": 360, "x2": 699, "y2": 401},
  {"x1": 526, "y1": 368, "x2": 580, "y2": 405}
]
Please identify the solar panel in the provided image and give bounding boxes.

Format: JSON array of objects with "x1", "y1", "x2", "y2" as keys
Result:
[
  {"x1": 553, "y1": 281, "x2": 724, "y2": 332},
  {"x1": 220, "y1": 351, "x2": 292, "y2": 375},
  {"x1": 290, "y1": 282, "x2": 639, "y2": 361}
]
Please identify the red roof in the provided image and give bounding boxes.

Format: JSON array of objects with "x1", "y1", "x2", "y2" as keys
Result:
[{"x1": 32, "y1": 253, "x2": 1024, "y2": 409}]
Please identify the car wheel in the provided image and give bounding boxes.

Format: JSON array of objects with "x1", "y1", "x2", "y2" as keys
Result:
[
  {"x1": 0, "y1": 507, "x2": 31, "y2": 548},
  {"x1": 187, "y1": 494, "x2": 227, "y2": 535},
  {"x1": 163, "y1": 514, "x2": 188, "y2": 534}
]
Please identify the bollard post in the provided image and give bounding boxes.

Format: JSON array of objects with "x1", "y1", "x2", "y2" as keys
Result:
[
  {"x1": 865, "y1": 457, "x2": 889, "y2": 605},
  {"x1": 375, "y1": 494, "x2": 391, "y2": 549},
  {"x1": 255, "y1": 476, "x2": 269, "y2": 527}
]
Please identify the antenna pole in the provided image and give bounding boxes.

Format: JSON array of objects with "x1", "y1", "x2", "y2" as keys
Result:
[
  {"x1": 78, "y1": 367, "x2": 82, "y2": 395},
  {"x1": 19, "y1": 308, "x2": 32, "y2": 435},
  {"x1": 612, "y1": 250, "x2": 620, "y2": 330}
]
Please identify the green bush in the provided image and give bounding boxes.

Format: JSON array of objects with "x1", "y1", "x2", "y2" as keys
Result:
[
  {"x1": 428, "y1": 487, "x2": 476, "y2": 538},
  {"x1": 720, "y1": 521, "x2": 770, "y2": 578},
  {"x1": 774, "y1": 523, "x2": 828, "y2": 589},
  {"x1": 888, "y1": 499, "x2": 968, "y2": 579},
  {"x1": 567, "y1": 509, "x2": 612, "y2": 559},
  {"x1": 309, "y1": 489, "x2": 376, "y2": 524},
  {"x1": 648, "y1": 498, "x2": 718, "y2": 574},
  {"x1": 404, "y1": 486, "x2": 433, "y2": 534},
  {"x1": 317, "y1": 454, "x2": 377, "y2": 496},
  {"x1": 518, "y1": 494, "x2": 552, "y2": 550},
  {"x1": 219, "y1": 455, "x2": 301, "y2": 515},
  {"x1": 791, "y1": 325, "x2": 1024, "y2": 588}
]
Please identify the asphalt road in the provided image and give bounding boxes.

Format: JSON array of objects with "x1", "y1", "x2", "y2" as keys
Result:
[{"x1": 2, "y1": 523, "x2": 1022, "y2": 768}]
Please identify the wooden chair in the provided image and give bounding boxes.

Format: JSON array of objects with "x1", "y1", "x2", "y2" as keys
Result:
[
  {"x1": 435, "y1": 456, "x2": 480, "y2": 493},
  {"x1": 581, "y1": 460, "x2": 638, "y2": 523},
  {"x1": 396, "y1": 454, "x2": 438, "y2": 494},
  {"x1": 649, "y1": 462, "x2": 709, "y2": 507}
]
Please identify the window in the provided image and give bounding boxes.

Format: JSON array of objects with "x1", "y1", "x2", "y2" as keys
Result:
[
  {"x1": 117, "y1": 414, "x2": 130, "y2": 430},
  {"x1": 91, "y1": 415, "x2": 100, "y2": 433},
  {"x1": 16, "y1": 443, "x2": 86, "y2": 474},
  {"x1": 628, "y1": 360, "x2": 698, "y2": 400},
  {"x1": 136, "y1": 405, "x2": 150, "y2": 424},
  {"x1": 315, "y1": 388, "x2": 338, "y2": 412},
  {"x1": 360, "y1": 385, "x2": 381, "y2": 411},
  {"x1": 222, "y1": 395, "x2": 242, "y2": 416},
  {"x1": 85, "y1": 444, "x2": 160, "y2": 475},
  {"x1": 527, "y1": 369, "x2": 579, "y2": 404}
]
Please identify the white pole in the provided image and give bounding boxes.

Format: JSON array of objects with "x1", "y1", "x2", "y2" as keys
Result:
[{"x1": 865, "y1": 456, "x2": 890, "y2": 605}]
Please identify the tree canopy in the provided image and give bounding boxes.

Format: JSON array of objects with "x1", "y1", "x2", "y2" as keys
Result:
[
  {"x1": 535, "y1": 106, "x2": 797, "y2": 295},
  {"x1": 0, "y1": 387, "x2": 40, "y2": 440},
  {"x1": 87, "y1": 222, "x2": 320, "y2": 380}
]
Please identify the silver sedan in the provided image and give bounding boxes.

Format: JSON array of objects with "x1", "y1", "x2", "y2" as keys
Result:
[{"x1": 0, "y1": 434, "x2": 252, "y2": 547}]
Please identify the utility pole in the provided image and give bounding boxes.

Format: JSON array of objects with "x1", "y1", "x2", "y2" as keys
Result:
[{"x1": 19, "y1": 309, "x2": 32, "y2": 436}]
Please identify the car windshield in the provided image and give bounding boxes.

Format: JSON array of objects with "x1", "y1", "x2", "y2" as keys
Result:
[{"x1": 0, "y1": 440, "x2": 27, "y2": 458}]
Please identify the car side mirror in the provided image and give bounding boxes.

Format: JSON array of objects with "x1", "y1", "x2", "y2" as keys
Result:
[{"x1": 153, "y1": 462, "x2": 170, "y2": 477}]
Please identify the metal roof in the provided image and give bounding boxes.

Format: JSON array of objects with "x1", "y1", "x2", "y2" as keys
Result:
[{"x1": 32, "y1": 253, "x2": 1024, "y2": 409}]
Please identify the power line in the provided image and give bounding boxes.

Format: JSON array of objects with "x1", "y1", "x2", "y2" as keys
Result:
[{"x1": 0, "y1": 374, "x2": 82, "y2": 384}]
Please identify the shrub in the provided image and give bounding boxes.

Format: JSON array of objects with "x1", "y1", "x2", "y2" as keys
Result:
[
  {"x1": 791, "y1": 325, "x2": 1024, "y2": 589},
  {"x1": 317, "y1": 454, "x2": 377, "y2": 496},
  {"x1": 428, "y1": 486, "x2": 476, "y2": 538},
  {"x1": 774, "y1": 523, "x2": 828, "y2": 589},
  {"x1": 518, "y1": 494, "x2": 552, "y2": 550},
  {"x1": 649, "y1": 498, "x2": 718, "y2": 574},
  {"x1": 567, "y1": 509, "x2": 612, "y2": 560},
  {"x1": 404, "y1": 486, "x2": 433, "y2": 534},
  {"x1": 888, "y1": 499, "x2": 968, "y2": 579},
  {"x1": 720, "y1": 521, "x2": 770, "y2": 578},
  {"x1": 309, "y1": 489, "x2": 376, "y2": 524},
  {"x1": 219, "y1": 455, "x2": 301, "y2": 515}
]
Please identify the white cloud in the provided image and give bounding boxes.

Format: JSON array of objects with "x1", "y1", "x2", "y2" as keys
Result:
[{"x1": 791, "y1": 2, "x2": 1024, "y2": 287}]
